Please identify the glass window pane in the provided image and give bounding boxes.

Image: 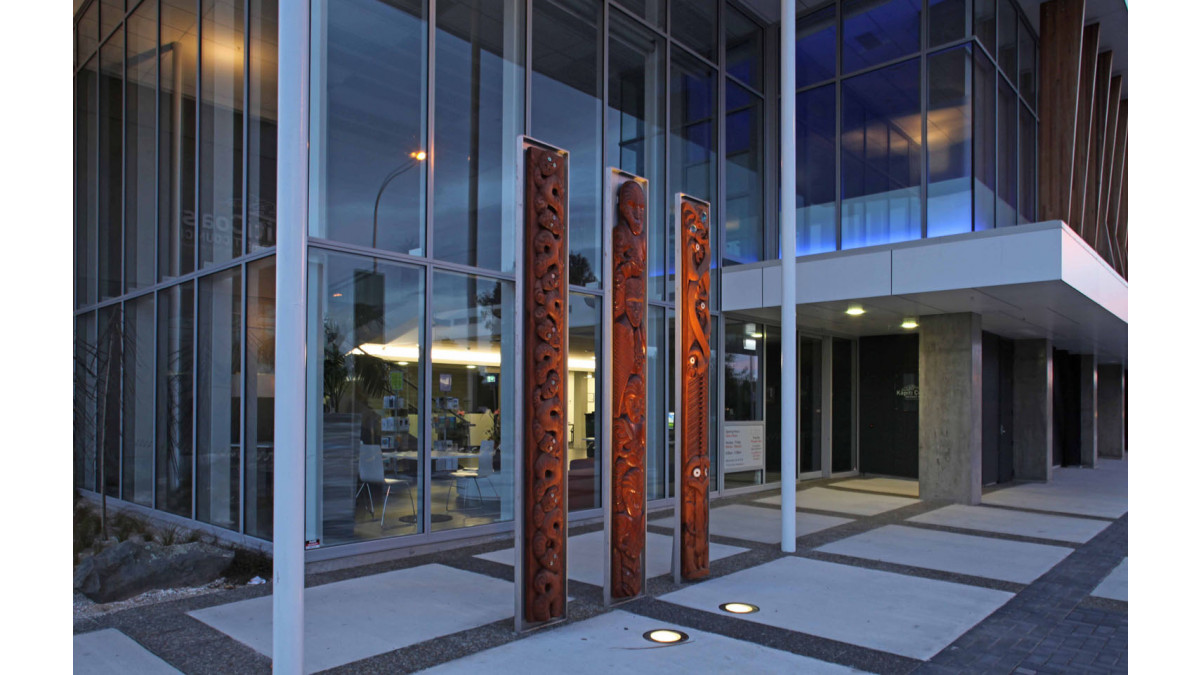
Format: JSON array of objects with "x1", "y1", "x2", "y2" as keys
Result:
[
  {"x1": 160, "y1": 0, "x2": 198, "y2": 280},
  {"x1": 126, "y1": 3, "x2": 157, "y2": 291},
  {"x1": 670, "y1": 0, "x2": 717, "y2": 62},
  {"x1": 724, "y1": 81, "x2": 763, "y2": 265},
  {"x1": 831, "y1": 337, "x2": 854, "y2": 473},
  {"x1": 98, "y1": 305, "x2": 123, "y2": 498},
  {"x1": 432, "y1": 0, "x2": 525, "y2": 272},
  {"x1": 796, "y1": 5, "x2": 835, "y2": 88},
  {"x1": 668, "y1": 47, "x2": 716, "y2": 299},
  {"x1": 531, "y1": 0, "x2": 602, "y2": 288},
  {"x1": 726, "y1": 5, "x2": 761, "y2": 90},
  {"x1": 248, "y1": 0, "x2": 278, "y2": 251},
  {"x1": 77, "y1": 56, "x2": 99, "y2": 307},
  {"x1": 100, "y1": 0, "x2": 123, "y2": 40},
  {"x1": 76, "y1": 313, "x2": 97, "y2": 490},
  {"x1": 842, "y1": 0, "x2": 921, "y2": 74},
  {"x1": 197, "y1": 268, "x2": 242, "y2": 530},
  {"x1": 307, "y1": 250, "x2": 425, "y2": 546},
  {"x1": 430, "y1": 271, "x2": 513, "y2": 531},
  {"x1": 608, "y1": 13, "x2": 666, "y2": 297},
  {"x1": 800, "y1": 336, "x2": 822, "y2": 473},
  {"x1": 613, "y1": 0, "x2": 665, "y2": 28},
  {"x1": 974, "y1": 0, "x2": 996, "y2": 57},
  {"x1": 928, "y1": 45, "x2": 973, "y2": 238},
  {"x1": 313, "y1": 0, "x2": 428, "y2": 256},
  {"x1": 973, "y1": 48, "x2": 996, "y2": 231},
  {"x1": 99, "y1": 34, "x2": 123, "y2": 301},
  {"x1": 998, "y1": 0, "x2": 1017, "y2": 83},
  {"x1": 199, "y1": 0, "x2": 245, "y2": 267},
  {"x1": 647, "y1": 305, "x2": 665, "y2": 500},
  {"x1": 123, "y1": 295, "x2": 156, "y2": 506},
  {"x1": 158, "y1": 282, "x2": 195, "y2": 517},
  {"x1": 997, "y1": 82, "x2": 1018, "y2": 227},
  {"x1": 724, "y1": 320, "x2": 763, "y2": 489},
  {"x1": 245, "y1": 257, "x2": 275, "y2": 540},
  {"x1": 796, "y1": 84, "x2": 836, "y2": 255},
  {"x1": 566, "y1": 293, "x2": 601, "y2": 512},
  {"x1": 79, "y1": 2, "x2": 99, "y2": 68},
  {"x1": 1019, "y1": 104, "x2": 1036, "y2": 223},
  {"x1": 1018, "y1": 20, "x2": 1036, "y2": 105},
  {"x1": 841, "y1": 58, "x2": 922, "y2": 249},
  {"x1": 929, "y1": 0, "x2": 967, "y2": 48}
]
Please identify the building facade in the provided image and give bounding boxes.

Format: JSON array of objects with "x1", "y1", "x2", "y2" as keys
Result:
[{"x1": 73, "y1": 0, "x2": 1128, "y2": 560}]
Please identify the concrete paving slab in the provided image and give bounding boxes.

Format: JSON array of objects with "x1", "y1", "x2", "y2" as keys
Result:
[
  {"x1": 831, "y1": 477, "x2": 920, "y2": 497},
  {"x1": 654, "y1": 504, "x2": 853, "y2": 544},
  {"x1": 475, "y1": 530, "x2": 748, "y2": 586},
  {"x1": 417, "y1": 609, "x2": 863, "y2": 674},
  {"x1": 189, "y1": 564, "x2": 512, "y2": 674},
  {"x1": 757, "y1": 486, "x2": 919, "y2": 516},
  {"x1": 981, "y1": 476, "x2": 1127, "y2": 518},
  {"x1": 907, "y1": 504, "x2": 1110, "y2": 543},
  {"x1": 74, "y1": 629, "x2": 182, "y2": 675},
  {"x1": 658, "y1": 556, "x2": 1012, "y2": 661},
  {"x1": 1092, "y1": 558, "x2": 1128, "y2": 601},
  {"x1": 817, "y1": 525, "x2": 1073, "y2": 584}
]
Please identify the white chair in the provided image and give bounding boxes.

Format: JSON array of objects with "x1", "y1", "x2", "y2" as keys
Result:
[
  {"x1": 447, "y1": 440, "x2": 499, "y2": 508},
  {"x1": 356, "y1": 444, "x2": 416, "y2": 527}
]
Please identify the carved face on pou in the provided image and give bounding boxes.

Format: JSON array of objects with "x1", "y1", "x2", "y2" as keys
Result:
[{"x1": 618, "y1": 181, "x2": 645, "y2": 236}]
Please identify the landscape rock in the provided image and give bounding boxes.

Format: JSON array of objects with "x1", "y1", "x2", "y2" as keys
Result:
[{"x1": 73, "y1": 540, "x2": 235, "y2": 603}]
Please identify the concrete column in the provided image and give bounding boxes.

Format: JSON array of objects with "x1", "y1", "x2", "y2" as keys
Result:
[
  {"x1": 1079, "y1": 355, "x2": 1098, "y2": 467},
  {"x1": 1013, "y1": 339, "x2": 1053, "y2": 482},
  {"x1": 919, "y1": 313, "x2": 983, "y2": 504},
  {"x1": 1097, "y1": 364, "x2": 1126, "y2": 459}
]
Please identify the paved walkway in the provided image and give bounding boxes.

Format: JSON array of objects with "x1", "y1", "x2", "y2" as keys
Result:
[{"x1": 74, "y1": 460, "x2": 1127, "y2": 674}]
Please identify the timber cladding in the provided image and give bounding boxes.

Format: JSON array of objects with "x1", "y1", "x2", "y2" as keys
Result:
[
  {"x1": 678, "y1": 196, "x2": 712, "y2": 581},
  {"x1": 523, "y1": 144, "x2": 568, "y2": 624},
  {"x1": 610, "y1": 178, "x2": 648, "y2": 599}
]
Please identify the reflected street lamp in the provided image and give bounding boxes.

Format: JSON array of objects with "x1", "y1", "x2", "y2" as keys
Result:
[{"x1": 372, "y1": 151, "x2": 427, "y2": 249}]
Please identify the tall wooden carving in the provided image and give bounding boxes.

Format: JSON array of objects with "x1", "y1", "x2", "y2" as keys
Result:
[
  {"x1": 605, "y1": 172, "x2": 648, "y2": 603},
  {"x1": 522, "y1": 142, "x2": 568, "y2": 625},
  {"x1": 675, "y1": 194, "x2": 711, "y2": 583}
]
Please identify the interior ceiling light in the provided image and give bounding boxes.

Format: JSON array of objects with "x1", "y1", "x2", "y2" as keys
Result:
[
  {"x1": 901, "y1": 319, "x2": 919, "y2": 329},
  {"x1": 643, "y1": 629, "x2": 688, "y2": 644},
  {"x1": 845, "y1": 305, "x2": 865, "y2": 316},
  {"x1": 719, "y1": 602, "x2": 760, "y2": 614},
  {"x1": 750, "y1": 332, "x2": 764, "y2": 338}
]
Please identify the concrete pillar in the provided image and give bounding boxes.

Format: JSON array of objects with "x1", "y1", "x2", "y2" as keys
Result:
[
  {"x1": 919, "y1": 313, "x2": 983, "y2": 504},
  {"x1": 1097, "y1": 364, "x2": 1126, "y2": 459},
  {"x1": 1079, "y1": 355, "x2": 1098, "y2": 467},
  {"x1": 1013, "y1": 339, "x2": 1053, "y2": 481}
]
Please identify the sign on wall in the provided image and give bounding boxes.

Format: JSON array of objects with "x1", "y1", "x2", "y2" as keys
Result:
[{"x1": 722, "y1": 422, "x2": 766, "y2": 473}]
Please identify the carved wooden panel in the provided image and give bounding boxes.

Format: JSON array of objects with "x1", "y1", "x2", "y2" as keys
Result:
[
  {"x1": 610, "y1": 179, "x2": 647, "y2": 599},
  {"x1": 523, "y1": 145, "x2": 568, "y2": 624},
  {"x1": 678, "y1": 196, "x2": 711, "y2": 581}
]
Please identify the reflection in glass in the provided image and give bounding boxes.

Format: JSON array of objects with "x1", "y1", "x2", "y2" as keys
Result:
[
  {"x1": 997, "y1": 83, "x2": 1018, "y2": 228},
  {"x1": 76, "y1": 314, "x2": 97, "y2": 490},
  {"x1": 1019, "y1": 21, "x2": 1036, "y2": 105},
  {"x1": 647, "y1": 306, "x2": 665, "y2": 500},
  {"x1": 998, "y1": 0, "x2": 1017, "y2": 82},
  {"x1": 197, "y1": 269, "x2": 242, "y2": 530},
  {"x1": 724, "y1": 81, "x2": 764, "y2": 264},
  {"x1": 796, "y1": 6, "x2": 835, "y2": 88},
  {"x1": 1019, "y1": 105, "x2": 1036, "y2": 224},
  {"x1": 613, "y1": 0, "x2": 665, "y2": 28},
  {"x1": 670, "y1": 0, "x2": 717, "y2": 61},
  {"x1": 98, "y1": 306, "x2": 122, "y2": 498},
  {"x1": 126, "y1": 2, "x2": 157, "y2": 291},
  {"x1": 973, "y1": 48, "x2": 996, "y2": 231},
  {"x1": 800, "y1": 337, "x2": 822, "y2": 474},
  {"x1": 79, "y1": 3, "x2": 99, "y2": 68},
  {"x1": 724, "y1": 321, "x2": 764, "y2": 489},
  {"x1": 199, "y1": 0, "x2": 245, "y2": 268},
  {"x1": 307, "y1": 250, "x2": 425, "y2": 546},
  {"x1": 841, "y1": 59, "x2": 922, "y2": 249},
  {"x1": 668, "y1": 48, "x2": 716, "y2": 299},
  {"x1": 77, "y1": 56, "x2": 98, "y2": 307},
  {"x1": 974, "y1": 0, "x2": 996, "y2": 58},
  {"x1": 928, "y1": 0, "x2": 967, "y2": 48},
  {"x1": 99, "y1": 34, "x2": 123, "y2": 301},
  {"x1": 566, "y1": 294, "x2": 601, "y2": 512},
  {"x1": 531, "y1": 0, "x2": 602, "y2": 288},
  {"x1": 796, "y1": 84, "x2": 836, "y2": 254},
  {"x1": 160, "y1": 0, "x2": 198, "y2": 280},
  {"x1": 100, "y1": 0, "x2": 123, "y2": 39},
  {"x1": 726, "y1": 6, "x2": 761, "y2": 90},
  {"x1": 608, "y1": 12, "x2": 666, "y2": 298},
  {"x1": 433, "y1": 0, "x2": 524, "y2": 272},
  {"x1": 928, "y1": 46, "x2": 973, "y2": 238},
  {"x1": 313, "y1": 0, "x2": 427, "y2": 255},
  {"x1": 123, "y1": 295, "x2": 156, "y2": 506},
  {"x1": 831, "y1": 338, "x2": 855, "y2": 473},
  {"x1": 248, "y1": 0, "x2": 279, "y2": 251},
  {"x1": 842, "y1": 0, "x2": 921, "y2": 74},
  {"x1": 430, "y1": 271, "x2": 513, "y2": 531},
  {"x1": 245, "y1": 257, "x2": 276, "y2": 539},
  {"x1": 158, "y1": 282, "x2": 195, "y2": 517}
]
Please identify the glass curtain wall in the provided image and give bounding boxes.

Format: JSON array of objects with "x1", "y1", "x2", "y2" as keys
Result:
[
  {"x1": 788, "y1": 0, "x2": 1038, "y2": 254},
  {"x1": 73, "y1": 0, "x2": 279, "y2": 540}
]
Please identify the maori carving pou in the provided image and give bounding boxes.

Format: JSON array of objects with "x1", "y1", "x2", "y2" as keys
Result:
[
  {"x1": 610, "y1": 180, "x2": 647, "y2": 599},
  {"x1": 524, "y1": 146, "x2": 568, "y2": 623},
  {"x1": 678, "y1": 197, "x2": 711, "y2": 581}
]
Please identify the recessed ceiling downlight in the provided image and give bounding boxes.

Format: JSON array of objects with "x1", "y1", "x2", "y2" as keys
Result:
[
  {"x1": 643, "y1": 629, "x2": 688, "y2": 644},
  {"x1": 719, "y1": 602, "x2": 760, "y2": 614},
  {"x1": 845, "y1": 305, "x2": 865, "y2": 316},
  {"x1": 901, "y1": 319, "x2": 919, "y2": 329}
]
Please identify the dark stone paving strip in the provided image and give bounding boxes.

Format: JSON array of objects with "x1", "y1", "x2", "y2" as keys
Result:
[
  {"x1": 912, "y1": 515, "x2": 1128, "y2": 675},
  {"x1": 897, "y1": 521, "x2": 1087, "y2": 549},
  {"x1": 979, "y1": 502, "x2": 1121, "y2": 522},
  {"x1": 800, "y1": 550, "x2": 1026, "y2": 595}
]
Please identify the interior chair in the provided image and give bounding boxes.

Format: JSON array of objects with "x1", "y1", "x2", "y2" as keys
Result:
[
  {"x1": 447, "y1": 440, "x2": 499, "y2": 509},
  {"x1": 356, "y1": 444, "x2": 416, "y2": 527}
]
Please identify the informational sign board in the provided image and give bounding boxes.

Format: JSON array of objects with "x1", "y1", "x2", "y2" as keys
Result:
[{"x1": 722, "y1": 422, "x2": 766, "y2": 473}]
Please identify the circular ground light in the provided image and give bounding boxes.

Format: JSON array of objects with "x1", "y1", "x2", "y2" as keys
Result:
[
  {"x1": 719, "y1": 602, "x2": 760, "y2": 614},
  {"x1": 642, "y1": 629, "x2": 689, "y2": 644}
]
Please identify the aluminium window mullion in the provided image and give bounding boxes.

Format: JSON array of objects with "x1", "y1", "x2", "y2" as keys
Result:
[
  {"x1": 834, "y1": 0, "x2": 842, "y2": 250},
  {"x1": 920, "y1": 0, "x2": 928, "y2": 239}
]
